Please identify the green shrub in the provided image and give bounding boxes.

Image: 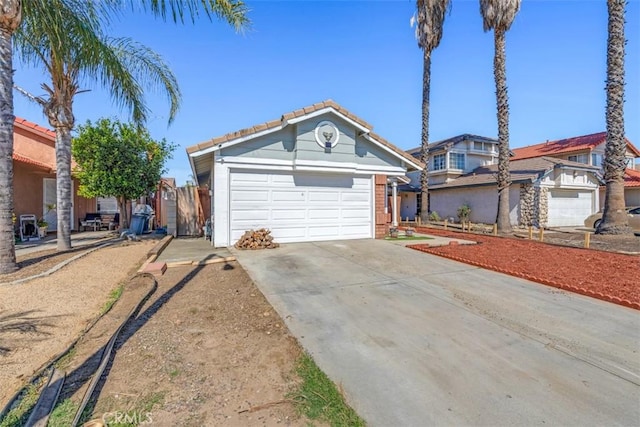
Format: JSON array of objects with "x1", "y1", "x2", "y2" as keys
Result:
[
  {"x1": 457, "y1": 204, "x2": 471, "y2": 222},
  {"x1": 429, "y1": 211, "x2": 441, "y2": 222}
]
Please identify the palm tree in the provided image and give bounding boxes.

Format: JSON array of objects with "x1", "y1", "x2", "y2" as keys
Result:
[
  {"x1": 597, "y1": 0, "x2": 632, "y2": 235},
  {"x1": 0, "y1": 0, "x2": 248, "y2": 261},
  {"x1": 0, "y1": 0, "x2": 22, "y2": 273},
  {"x1": 412, "y1": 0, "x2": 450, "y2": 225},
  {"x1": 479, "y1": 0, "x2": 520, "y2": 233}
]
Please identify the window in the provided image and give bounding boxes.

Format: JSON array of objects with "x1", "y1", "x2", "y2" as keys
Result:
[
  {"x1": 473, "y1": 141, "x2": 496, "y2": 153},
  {"x1": 416, "y1": 193, "x2": 422, "y2": 216},
  {"x1": 568, "y1": 154, "x2": 588, "y2": 164},
  {"x1": 97, "y1": 197, "x2": 118, "y2": 213},
  {"x1": 450, "y1": 152, "x2": 465, "y2": 170},
  {"x1": 627, "y1": 158, "x2": 635, "y2": 169},
  {"x1": 591, "y1": 153, "x2": 603, "y2": 167},
  {"x1": 433, "y1": 154, "x2": 446, "y2": 170}
]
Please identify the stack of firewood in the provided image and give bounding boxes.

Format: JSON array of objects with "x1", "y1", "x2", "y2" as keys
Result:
[{"x1": 234, "y1": 228, "x2": 280, "y2": 250}]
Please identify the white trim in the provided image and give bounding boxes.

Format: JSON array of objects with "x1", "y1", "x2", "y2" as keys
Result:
[
  {"x1": 215, "y1": 156, "x2": 407, "y2": 176},
  {"x1": 284, "y1": 107, "x2": 371, "y2": 134},
  {"x1": 361, "y1": 133, "x2": 423, "y2": 171},
  {"x1": 213, "y1": 162, "x2": 230, "y2": 247}
]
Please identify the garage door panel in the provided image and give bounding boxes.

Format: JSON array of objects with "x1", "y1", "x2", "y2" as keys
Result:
[
  {"x1": 229, "y1": 171, "x2": 372, "y2": 244},
  {"x1": 342, "y1": 208, "x2": 370, "y2": 219},
  {"x1": 309, "y1": 208, "x2": 340, "y2": 220},
  {"x1": 341, "y1": 192, "x2": 369, "y2": 203},
  {"x1": 308, "y1": 225, "x2": 341, "y2": 238},
  {"x1": 231, "y1": 173, "x2": 269, "y2": 184},
  {"x1": 272, "y1": 190, "x2": 306, "y2": 202},
  {"x1": 340, "y1": 224, "x2": 372, "y2": 236},
  {"x1": 231, "y1": 189, "x2": 269, "y2": 202},
  {"x1": 309, "y1": 191, "x2": 340, "y2": 202},
  {"x1": 271, "y1": 209, "x2": 306, "y2": 220},
  {"x1": 232, "y1": 209, "x2": 270, "y2": 221}
]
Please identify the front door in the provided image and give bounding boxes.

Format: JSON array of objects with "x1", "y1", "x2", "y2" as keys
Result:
[{"x1": 43, "y1": 178, "x2": 74, "y2": 231}]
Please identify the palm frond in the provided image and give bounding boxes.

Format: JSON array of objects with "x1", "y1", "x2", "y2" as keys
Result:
[
  {"x1": 413, "y1": 0, "x2": 451, "y2": 53},
  {"x1": 479, "y1": 0, "x2": 521, "y2": 32}
]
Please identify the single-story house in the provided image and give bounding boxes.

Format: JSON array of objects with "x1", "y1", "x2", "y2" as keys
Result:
[
  {"x1": 186, "y1": 100, "x2": 424, "y2": 247},
  {"x1": 511, "y1": 132, "x2": 640, "y2": 209},
  {"x1": 428, "y1": 157, "x2": 602, "y2": 227},
  {"x1": 13, "y1": 117, "x2": 105, "y2": 232}
]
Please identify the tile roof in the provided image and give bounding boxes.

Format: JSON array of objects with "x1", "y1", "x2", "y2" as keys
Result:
[
  {"x1": 625, "y1": 168, "x2": 640, "y2": 187},
  {"x1": 186, "y1": 99, "x2": 424, "y2": 169},
  {"x1": 12, "y1": 152, "x2": 53, "y2": 171},
  {"x1": 14, "y1": 117, "x2": 56, "y2": 139},
  {"x1": 430, "y1": 156, "x2": 600, "y2": 190},
  {"x1": 406, "y1": 134, "x2": 498, "y2": 156},
  {"x1": 511, "y1": 132, "x2": 640, "y2": 160}
]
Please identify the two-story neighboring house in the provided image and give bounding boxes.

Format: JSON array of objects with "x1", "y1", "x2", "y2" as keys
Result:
[
  {"x1": 511, "y1": 132, "x2": 640, "y2": 208},
  {"x1": 400, "y1": 134, "x2": 499, "y2": 219},
  {"x1": 401, "y1": 132, "x2": 617, "y2": 227}
]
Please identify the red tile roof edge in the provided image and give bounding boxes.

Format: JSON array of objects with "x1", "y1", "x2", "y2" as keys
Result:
[
  {"x1": 624, "y1": 168, "x2": 640, "y2": 187},
  {"x1": 14, "y1": 117, "x2": 56, "y2": 139},
  {"x1": 13, "y1": 153, "x2": 53, "y2": 171},
  {"x1": 512, "y1": 132, "x2": 640, "y2": 160}
]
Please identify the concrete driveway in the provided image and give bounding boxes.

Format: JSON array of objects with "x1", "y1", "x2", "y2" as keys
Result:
[{"x1": 232, "y1": 239, "x2": 640, "y2": 426}]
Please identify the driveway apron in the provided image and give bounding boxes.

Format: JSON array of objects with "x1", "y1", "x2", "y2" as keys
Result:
[{"x1": 232, "y1": 239, "x2": 640, "y2": 426}]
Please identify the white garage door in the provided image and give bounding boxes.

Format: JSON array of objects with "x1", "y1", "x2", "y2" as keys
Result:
[
  {"x1": 229, "y1": 170, "x2": 373, "y2": 244},
  {"x1": 547, "y1": 189, "x2": 593, "y2": 227}
]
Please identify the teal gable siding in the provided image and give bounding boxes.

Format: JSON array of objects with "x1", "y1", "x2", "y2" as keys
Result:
[
  {"x1": 218, "y1": 111, "x2": 404, "y2": 169},
  {"x1": 220, "y1": 127, "x2": 296, "y2": 161}
]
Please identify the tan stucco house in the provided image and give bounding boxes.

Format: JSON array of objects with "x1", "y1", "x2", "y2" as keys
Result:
[{"x1": 13, "y1": 117, "x2": 96, "y2": 233}]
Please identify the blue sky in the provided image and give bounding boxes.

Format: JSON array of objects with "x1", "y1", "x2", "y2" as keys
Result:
[{"x1": 13, "y1": 0, "x2": 640, "y2": 185}]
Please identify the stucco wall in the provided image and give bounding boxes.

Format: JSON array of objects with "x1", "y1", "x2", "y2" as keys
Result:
[
  {"x1": 602, "y1": 187, "x2": 640, "y2": 208},
  {"x1": 13, "y1": 161, "x2": 95, "y2": 231},
  {"x1": 430, "y1": 185, "x2": 520, "y2": 225}
]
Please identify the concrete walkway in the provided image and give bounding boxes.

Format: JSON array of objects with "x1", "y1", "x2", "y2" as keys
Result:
[
  {"x1": 155, "y1": 237, "x2": 233, "y2": 264},
  {"x1": 15, "y1": 230, "x2": 116, "y2": 256},
  {"x1": 231, "y1": 239, "x2": 640, "y2": 427}
]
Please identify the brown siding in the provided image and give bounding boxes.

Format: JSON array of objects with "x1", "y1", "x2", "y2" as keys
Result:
[{"x1": 374, "y1": 174, "x2": 388, "y2": 238}]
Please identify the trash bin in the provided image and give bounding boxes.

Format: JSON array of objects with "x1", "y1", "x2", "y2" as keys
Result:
[{"x1": 130, "y1": 213, "x2": 148, "y2": 235}]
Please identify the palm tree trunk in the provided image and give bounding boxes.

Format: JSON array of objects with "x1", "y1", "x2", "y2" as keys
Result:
[
  {"x1": 54, "y1": 124, "x2": 73, "y2": 250},
  {"x1": 493, "y1": 28, "x2": 512, "y2": 233},
  {"x1": 419, "y1": 50, "x2": 431, "y2": 224},
  {"x1": 0, "y1": 0, "x2": 21, "y2": 274},
  {"x1": 598, "y1": 0, "x2": 631, "y2": 235}
]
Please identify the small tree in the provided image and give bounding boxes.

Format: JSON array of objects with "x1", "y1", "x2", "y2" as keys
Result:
[{"x1": 72, "y1": 118, "x2": 175, "y2": 229}]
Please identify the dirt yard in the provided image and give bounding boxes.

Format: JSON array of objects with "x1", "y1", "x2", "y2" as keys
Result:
[
  {"x1": 0, "y1": 240, "x2": 320, "y2": 426},
  {"x1": 0, "y1": 239, "x2": 155, "y2": 406},
  {"x1": 81, "y1": 263, "x2": 306, "y2": 426},
  {"x1": 410, "y1": 227, "x2": 640, "y2": 309}
]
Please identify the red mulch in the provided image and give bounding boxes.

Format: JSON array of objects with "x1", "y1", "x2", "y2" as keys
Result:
[{"x1": 408, "y1": 227, "x2": 640, "y2": 310}]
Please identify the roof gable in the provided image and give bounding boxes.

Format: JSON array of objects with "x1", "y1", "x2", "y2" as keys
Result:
[
  {"x1": 406, "y1": 134, "x2": 498, "y2": 157},
  {"x1": 186, "y1": 100, "x2": 424, "y2": 171},
  {"x1": 512, "y1": 132, "x2": 640, "y2": 160}
]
